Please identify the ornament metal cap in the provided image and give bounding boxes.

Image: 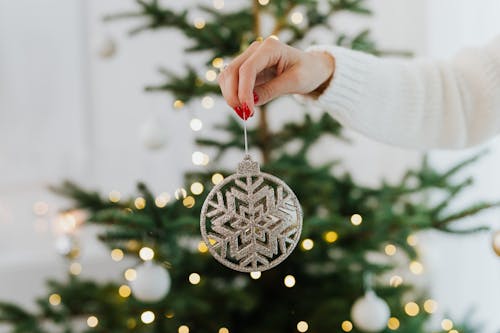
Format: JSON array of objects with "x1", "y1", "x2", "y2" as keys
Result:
[{"x1": 237, "y1": 154, "x2": 260, "y2": 175}]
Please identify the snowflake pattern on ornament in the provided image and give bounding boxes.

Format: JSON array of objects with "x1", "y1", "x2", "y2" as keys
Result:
[{"x1": 200, "y1": 155, "x2": 303, "y2": 272}]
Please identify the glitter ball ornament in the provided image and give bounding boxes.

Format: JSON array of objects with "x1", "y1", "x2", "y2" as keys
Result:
[
  {"x1": 130, "y1": 262, "x2": 171, "y2": 302},
  {"x1": 200, "y1": 154, "x2": 303, "y2": 272},
  {"x1": 492, "y1": 230, "x2": 500, "y2": 256},
  {"x1": 351, "y1": 290, "x2": 390, "y2": 332}
]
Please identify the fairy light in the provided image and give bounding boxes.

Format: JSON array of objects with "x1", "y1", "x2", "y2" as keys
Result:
[
  {"x1": 212, "y1": 57, "x2": 224, "y2": 68},
  {"x1": 350, "y1": 214, "x2": 362, "y2": 226},
  {"x1": 341, "y1": 320, "x2": 353, "y2": 332},
  {"x1": 301, "y1": 239, "x2": 314, "y2": 251},
  {"x1": 179, "y1": 325, "x2": 190, "y2": 333},
  {"x1": 111, "y1": 249, "x2": 124, "y2": 262},
  {"x1": 173, "y1": 100, "x2": 184, "y2": 109},
  {"x1": 258, "y1": 0, "x2": 269, "y2": 5},
  {"x1": 409, "y1": 261, "x2": 424, "y2": 275},
  {"x1": 155, "y1": 193, "x2": 171, "y2": 208},
  {"x1": 119, "y1": 285, "x2": 132, "y2": 298},
  {"x1": 69, "y1": 262, "x2": 82, "y2": 275},
  {"x1": 449, "y1": 330, "x2": 459, "y2": 333},
  {"x1": 108, "y1": 190, "x2": 121, "y2": 203},
  {"x1": 384, "y1": 244, "x2": 397, "y2": 256},
  {"x1": 297, "y1": 321, "x2": 309, "y2": 332},
  {"x1": 57, "y1": 213, "x2": 77, "y2": 233},
  {"x1": 87, "y1": 316, "x2": 99, "y2": 328},
  {"x1": 423, "y1": 299, "x2": 438, "y2": 314},
  {"x1": 387, "y1": 317, "x2": 400, "y2": 330},
  {"x1": 407, "y1": 234, "x2": 418, "y2": 246},
  {"x1": 139, "y1": 247, "x2": 155, "y2": 261},
  {"x1": 441, "y1": 319, "x2": 453, "y2": 330},
  {"x1": 284, "y1": 275, "x2": 296, "y2": 288},
  {"x1": 141, "y1": 311, "x2": 155, "y2": 324},
  {"x1": 269, "y1": 34, "x2": 279, "y2": 40},
  {"x1": 201, "y1": 96, "x2": 215, "y2": 109},
  {"x1": 198, "y1": 241, "x2": 208, "y2": 253},
  {"x1": 219, "y1": 328, "x2": 229, "y2": 333},
  {"x1": 33, "y1": 201, "x2": 49, "y2": 216},
  {"x1": 183, "y1": 196, "x2": 195, "y2": 208},
  {"x1": 324, "y1": 231, "x2": 338, "y2": 243},
  {"x1": 192, "y1": 151, "x2": 205, "y2": 165},
  {"x1": 404, "y1": 302, "x2": 420, "y2": 316},
  {"x1": 189, "y1": 273, "x2": 201, "y2": 285},
  {"x1": 175, "y1": 188, "x2": 187, "y2": 200},
  {"x1": 49, "y1": 293, "x2": 61, "y2": 306},
  {"x1": 201, "y1": 153, "x2": 210, "y2": 166},
  {"x1": 134, "y1": 197, "x2": 146, "y2": 210},
  {"x1": 290, "y1": 11, "x2": 303, "y2": 24},
  {"x1": 194, "y1": 17, "x2": 206, "y2": 29},
  {"x1": 250, "y1": 271, "x2": 261, "y2": 279},
  {"x1": 213, "y1": 0, "x2": 224, "y2": 9},
  {"x1": 190, "y1": 118, "x2": 203, "y2": 131},
  {"x1": 165, "y1": 312, "x2": 175, "y2": 319},
  {"x1": 191, "y1": 182, "x2": 204, "y2": 195},
  {"x1": 206, "y1": 70, "x2": 217, "y2": 81},
  {"x1": 127, "y1": 318, "x2": 137, "y2": 328},
  {"x1": 212, "y1": 173, "x2": 224, "y2": 184},
  {"x1": 389, "y1": 275, "x2": 403, "y2": 287},
  {"x1": 124, "y1": 268, "x2": 137, "y2": 281}
]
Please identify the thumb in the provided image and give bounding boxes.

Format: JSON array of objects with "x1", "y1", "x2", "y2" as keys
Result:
[{"x1": 253, "y1": 69, "x2": 298, "y2": 106}]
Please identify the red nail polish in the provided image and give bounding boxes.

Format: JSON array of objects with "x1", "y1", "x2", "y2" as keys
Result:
[
  {"x1": 234, "y1": 106, "x2": 244, "y2": 119},
  {"x1": 242, "y1": 103, "x2": 250, "y2": 120},
  {"x1": 253, "y1": 92, "x2": 259, "y2": 104}
]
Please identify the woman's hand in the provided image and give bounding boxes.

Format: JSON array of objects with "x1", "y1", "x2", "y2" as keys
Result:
[{"x1": 218, "y1": 38, "x2": 335, "y2": 119}]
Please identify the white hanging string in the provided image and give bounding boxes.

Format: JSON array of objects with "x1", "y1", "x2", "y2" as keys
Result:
[{"x1": 243, "y1": 119, "x2": 249, "y2": 155}]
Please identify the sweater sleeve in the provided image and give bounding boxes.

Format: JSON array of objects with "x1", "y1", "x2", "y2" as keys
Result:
[{"x1": 307, "y1": 36, "x2": 500, "y2": 149}]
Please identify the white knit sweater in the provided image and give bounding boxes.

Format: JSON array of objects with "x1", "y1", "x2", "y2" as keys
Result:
[{"x1": 309, "y1": 36, "x2": 500, "y2": 149}]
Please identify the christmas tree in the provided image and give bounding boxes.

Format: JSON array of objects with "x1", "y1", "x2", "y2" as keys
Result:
[{"x1": 0, "y1": 1, "x2": 498, "y2": 332}]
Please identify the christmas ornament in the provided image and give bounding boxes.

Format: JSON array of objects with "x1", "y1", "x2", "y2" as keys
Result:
[
  {"x1": 98, "y1": 36, "x2": 117, "y2": 59},
  {"x1": 351, "y1": 290, "x2": 390, "y2": 332},
  {"x1": 130, "y1": 261, "x2": 171, "y2": 302},
  {"x1": 200, "y1": 110, "x2": 303, "y2": 272},
  {"x1": 139, "y1": 116, "x2": 168, "y2": 150},
  {"x1": 492, "y1": 230, "x2": 500, "y2": 256}
]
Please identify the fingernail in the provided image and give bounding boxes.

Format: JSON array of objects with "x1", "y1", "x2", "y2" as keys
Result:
[
  {"x1": 242, "y1": 103, "x2": 251, "y2": 120},
  {"x1": 253, "y1": 92, "x2": 259, "y2": 104},
  {"x1": 233, "y1": 106, "x2": 244, "y2": 120}
]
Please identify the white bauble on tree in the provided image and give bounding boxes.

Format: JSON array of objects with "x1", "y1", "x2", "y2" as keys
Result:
[
  {"x1": 351, "y1": 290, "x2": 390, "y2": 332},
  {"x1": 139, "y1": 116, "x2": 168, "y2": 150},
  {"x1": 130, "y1": 261, "x2": 171, "y2": 302}
]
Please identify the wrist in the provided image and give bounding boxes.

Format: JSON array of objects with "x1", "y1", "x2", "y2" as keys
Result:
[{"x1": 308, "y1": 51, "x2": 335, "y2": 99}]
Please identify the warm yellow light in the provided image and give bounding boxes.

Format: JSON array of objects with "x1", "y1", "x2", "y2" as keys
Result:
[
  {"x1": 404, "y1": 302, "x2": 420, "y2": 316},
  {"x1": 301, "y1": 239, "x2": 314, "y2": 251},
  {"x1": 258, "y1": 0, "x2": 269, "y2": 5},
  {"x1": 194, "y1": 17, "x2": 206, "y2": 29},
  {"x1": 141, "y1": 311, "x2": 155, "y2": 324},
  {"x1": 250, "y1": 271, "x2": 261, "y2": 280},
  {"x1": 108, "y1": 190, "x2": 121, "y2": 203},
  {"x1": 201, "y1": 96, "x2": 214, "y2": 109},
  {"x1": 175, "y1": 188, "x2": 187, "y2": 200},
  {"x1": 124, "y1": 268, "x2": 137, "y2": 281},
  {"x1": 69, "y1": 262, "x2": 82, "y2": 275},
  {"x1": 213, "y1": 0, "x2": 224, "y2": 9},
  {"x1": 127, "y1": 318, "x2": 137, "y2": 329},
  {"x1": 409, "y1": 261, "x2": 424, "y2": 275},
  {"x1": 212, "y1": 57, "x2": 224, "y2": 69},
  {"x1": 58, "y1": 213, "x2": 77, "y2": 233},
  {"x1": 341, "y1": 320, "x2": 353, "y2": 332},
  {"x1": 178, "y1": 325, "x2": 190, "y2": 333},
  {"x1": 190, "y1": 182, "x2": 204, "y2": 195},
  {"x1": 297, "y1": 321, "x2": 309, "y2": 332},
  {"x1": 284, "y1": 275, "x2": 296, "y2": 288},
  {"x1": 173, "y1": 100, "x2": 184, "y2": 109},
  {"x1": 190, "y1": 118, "x2": 203, "y2": 131},
  {"x1": 139, "y1": 247, "x2": 155, "y2": 261},
  {"x1": 423, "y1": 299, "x2": 438, "y2": 314},
  {"x1": 389, "y1": 275, "x2": 403, "y2": 287},
  {"x1": 192, "y1": 151, "x2": 205, "y2": 165},
  {"x1": 127, "y1": 240, "x2": 140, "y2": 251},
  {"x1": 449, "y1": 330, "x2": 459, "y2": 333},
  {"x1": 134, "y1": 197, "x2": 146, "y2": 210},
  {"x1": 290, "y1": 11, "x2": 303, "y2": 24},
  {"x1": 387, "y1": 317, "x2": 400, "y2": 330},
  {"x1": 324, "y1": 231, "x2": 338, "y2": 243},
  {"x1": 407, "y1": 234, "x2": 418, "y2": 246},
  {"x1": 49, "y1": 293, "x2": 61, "y2": 306},
  {"x1": 384, "y1": 244, "x2": 397, "y2": 256},
  {"x1": 189, "y1": 273, "x2": 201, "y2": 285},
  {"x1": 165, "y1": 312, "x2": 175, "y2": 319},
  {"x1": 269, "y1": 35, "x2": 279, "y2": 40},
  {"x1": 111, "y1": 248, "x2": 124, "y2": 262},
  {"x1": 119, "y1": 285, "x2": 131, "y2": 298},
  {"x1": 219, "y1": 328, "x2": 229, "y2": 333},
  {"x1": 198, "y1": 241, "x2": 209, "y2": 253},
  {"x1": 155, "y1": 194, "x2": 169, "y2": 208},
  {"x1": 206, "y1": 70, "x2": 217, "y2": 82},
  {"x1": 441, "y1": 319, "x2": 453, "y2": 330},
  {"x1": 33, "y1": 201, "x2": 49, "y2": 216},
  {"x1": 350, "y1": 214, "x2": 362, "y2": 226},
  {"x1": 183, "y1": 196, "x2": 196, "y2": 208},
  {"x1": 212, "y1": 173, "x2": 224, "y2": 185},
  {"x1": 87, "y1": 316, "x2": 99, "y2": 328}
]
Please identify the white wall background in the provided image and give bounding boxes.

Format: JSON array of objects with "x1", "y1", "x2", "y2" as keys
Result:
[{"x1": 0, "y1": 0, "x2": 499, "y2": 331}]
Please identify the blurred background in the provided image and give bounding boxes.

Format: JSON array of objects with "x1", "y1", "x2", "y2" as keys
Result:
[{"x1": 1, "y1": 0, "x2": 500, "y2": 332}]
